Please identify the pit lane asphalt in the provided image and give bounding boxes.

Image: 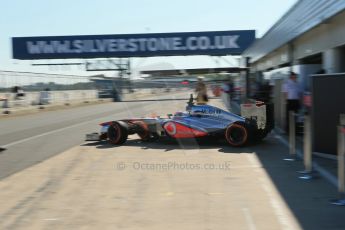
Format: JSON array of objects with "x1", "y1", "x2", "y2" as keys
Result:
[
  {"x1": 1, "y1": 93, "x2": 345, "y2": 230},
  {"x1": 0, "y1": 92, "x2": 192, "y2": 180}
]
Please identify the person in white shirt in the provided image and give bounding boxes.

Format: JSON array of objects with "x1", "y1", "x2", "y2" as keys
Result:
[
  {"x1": 221, "y1": 79, "x2": 234, "y2": 111},
  {"x1": 282, "y1": 72, "x2": 302, "y2": 131}
]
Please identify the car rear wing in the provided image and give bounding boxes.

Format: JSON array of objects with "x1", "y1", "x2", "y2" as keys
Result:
[{"x1": 240, "y1": 101, "x2": 274, "y2": 131}]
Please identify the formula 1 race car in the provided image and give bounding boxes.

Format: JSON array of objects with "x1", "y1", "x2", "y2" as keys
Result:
[{"x1": 86, "y1": 95, "x2": 272, "y2": 147}]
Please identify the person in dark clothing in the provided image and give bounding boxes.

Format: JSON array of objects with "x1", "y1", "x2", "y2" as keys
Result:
[
  {"x1": 227, "y1": 80, "x2": 234, "y2": 100},
  {"x1": 316, "y1": 69, "x2": 326, "y2": 74},
  {"x1": 254, "y1": 81, "x2": 272, "y2": 103},
  {"x1": 12, "y1": 86, "x2": 25, "y2": 100}
]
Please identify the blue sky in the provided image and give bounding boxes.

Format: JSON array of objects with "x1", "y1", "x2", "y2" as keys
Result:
[{"x1": 0, "y1": 0, "x2": 297, "y2": 77}]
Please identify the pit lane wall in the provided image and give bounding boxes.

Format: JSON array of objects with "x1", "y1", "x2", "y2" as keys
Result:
[
  {"x1": 0, "y1": 88, "x2": 177, "y2": 113},
  {"x1": 1, "y1": 90, "x2": 98, "y2": 107}
]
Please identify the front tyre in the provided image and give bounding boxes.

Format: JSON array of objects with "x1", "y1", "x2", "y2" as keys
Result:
[
  {"x1": 107, "y1": 121, "x2": 128, "y2": 145},
  {"x1": 225, "y1": 122, "x2": 249, "y2": 147}
]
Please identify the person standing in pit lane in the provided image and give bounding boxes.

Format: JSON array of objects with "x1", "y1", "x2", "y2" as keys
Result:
[
  {"x1": 282, "y1": 71, "x2": 302, "y2": 132},
  {"x1": 221, "y1": 78, "x2": 234, "y2": 111},
  {"x1": 195, "y1": 76, "x2": 208, "y2": 105}
]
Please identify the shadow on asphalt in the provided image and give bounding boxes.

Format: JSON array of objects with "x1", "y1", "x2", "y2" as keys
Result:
[
  {"x1": 81, "y1": 135, "x2": 344, "y2": 230},
  {"x1": 247, "y1": 135, "x2": 344, "y2": 230},
  {"x1": 81, "y1": 138, "x2": 257, "y2": 154}
]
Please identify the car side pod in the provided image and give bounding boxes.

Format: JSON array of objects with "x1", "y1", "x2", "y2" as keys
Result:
[
  {"x1": 163, "y1": 121, "x2": 207, "y2": 139},
  {"x1": 107, "y1": 121, "x2": 129, "y2": 145},
  {"x1": 225, "y1": 122, "x2": 249, "y2": 147}
]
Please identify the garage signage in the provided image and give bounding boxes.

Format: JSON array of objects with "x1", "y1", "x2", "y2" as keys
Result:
[{"x1": 12, "y1": 30, "x2": 255, "y2": 59}]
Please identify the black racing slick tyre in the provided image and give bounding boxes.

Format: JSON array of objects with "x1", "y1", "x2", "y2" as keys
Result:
[
  {"x1": 254, "y1": 129, "x2": 269, "y2": 141},
  {"x1": 225, "y1": 122, "x2": 249, "y2": 147},
  {"x1": 107, "y1": 121, "x2": 128, "y2": 145},
  {"x1": 132, "y1": 121, "x2": 151, "y2": 141}
]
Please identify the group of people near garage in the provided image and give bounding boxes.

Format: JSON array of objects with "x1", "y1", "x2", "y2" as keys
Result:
[
  {"x1": 194, "y1": 76, "x2": 235, "y2": 108},
  {"x1": 194, "y1": 71, "x2": 305, "y2": 133}
]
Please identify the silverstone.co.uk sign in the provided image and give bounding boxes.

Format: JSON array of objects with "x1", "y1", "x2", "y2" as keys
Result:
[{"x1": 12, "y1": 30, "x2": 255, "y2": 60}]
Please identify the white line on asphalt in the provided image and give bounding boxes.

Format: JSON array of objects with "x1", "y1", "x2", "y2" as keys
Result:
[
  {"x1": 273, "y1": 133, "x2": 290, "y2": 146},
  {"x1": 1, "y1": 101, "x2": 166, "y2": 149},
  {"x1": 2, "y1": 119, "x2": 97, "y2": 148},
  {"x1": 260, "y1": 181, "x2": 294, "y2": 230},
  {"x1": 0, "y1": 92, "x2": 195, "y2": 149},
  {"x1": 241, "y1": 208, "x2": 257, "y2": 230},
  {"x1": 246, "y1": 153, "x2": 301, "y2": 230},
  {"x1": 273, "y1": 132, "x2": 338, "y2": 187}
]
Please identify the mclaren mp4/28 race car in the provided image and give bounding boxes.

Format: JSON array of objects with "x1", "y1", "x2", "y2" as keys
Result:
[{"x1": 86, "y1": 95, "x2": 272, "y2": 147}]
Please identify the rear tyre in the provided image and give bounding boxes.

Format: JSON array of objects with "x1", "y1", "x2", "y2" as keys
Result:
[
  {"x1": 254, "y1": 129, "x2": 269, "y2": 141},
  {"x1": 107, "y1": 121, "x2": 128, "y2": 145},
  {"x1": 225, "y1": 122, "x2": 249, "y2": 147}
]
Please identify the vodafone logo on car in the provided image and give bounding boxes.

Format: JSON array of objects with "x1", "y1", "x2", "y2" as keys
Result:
[
  {"x1": 164, "y1": 122, "x2": 177, "y2": 136},
  {"x1": 164, "y1": 121, "x2": 208, "y2": 138}
]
